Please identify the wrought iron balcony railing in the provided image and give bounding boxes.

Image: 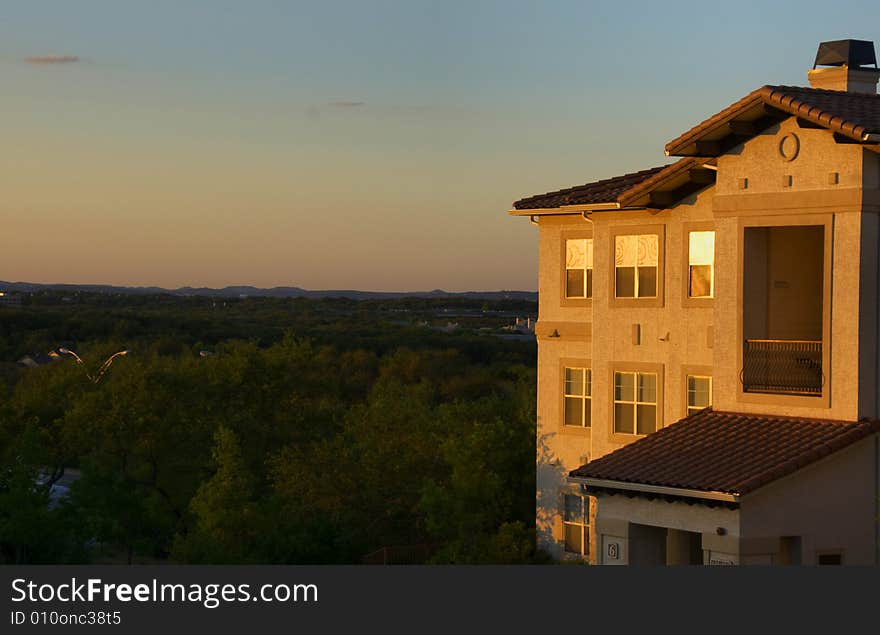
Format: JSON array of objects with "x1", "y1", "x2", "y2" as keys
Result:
[{"x1": 742, "y1": 339, "x2": 823, "y2": 396}]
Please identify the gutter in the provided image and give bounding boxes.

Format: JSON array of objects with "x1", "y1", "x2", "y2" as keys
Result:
[
  {"x1": 568, "y1": 475, "x2": 741, "y2": 504},
  {"x1": 508, "y1": 202, "x2": 623, "y2": 216}
]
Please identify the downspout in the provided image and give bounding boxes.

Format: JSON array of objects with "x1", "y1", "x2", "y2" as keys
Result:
[
  {"x1": 529, "y1": 215, "x2": 539, "y2": 226},
  {"x1": 875, "y1": 220, "x2": 880, "y2": 565}
]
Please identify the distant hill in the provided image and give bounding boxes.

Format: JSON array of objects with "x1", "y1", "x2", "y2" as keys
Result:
[{"x1": 0, "y1": 281, "x2": 537, "y2": 302}]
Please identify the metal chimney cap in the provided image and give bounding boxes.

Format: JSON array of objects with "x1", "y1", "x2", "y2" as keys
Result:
[{"x1": 813, "y1": 39, "x2": 877, "y2": 68}]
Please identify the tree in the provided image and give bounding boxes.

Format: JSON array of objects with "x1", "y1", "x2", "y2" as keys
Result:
[
  {"x1": 172, "y1": 426, "x2": 260, "y2": 563},
  {"x1": 420, "y1": 378, "x2": 538, "y2": 563},
  {"x1": 0, "y1": 422, "x2": 88, "y2": 563}
]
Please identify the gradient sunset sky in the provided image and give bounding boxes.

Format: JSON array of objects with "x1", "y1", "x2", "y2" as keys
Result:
[{"x1": 2, "y1": 1, "x2": 879, "y2": 291}]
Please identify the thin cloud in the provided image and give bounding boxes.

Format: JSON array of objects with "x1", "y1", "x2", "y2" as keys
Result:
[
  {"x1": 24, "y1": 55, "x2": 80, "y2": 65},
  {"x1": 306, "y1": 101, "x2": 366, "y2": 120}
]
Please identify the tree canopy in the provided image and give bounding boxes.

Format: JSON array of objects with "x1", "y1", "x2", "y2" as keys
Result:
[{"x1": 0, "y1": 293, "x2": 542, "y2": 564}]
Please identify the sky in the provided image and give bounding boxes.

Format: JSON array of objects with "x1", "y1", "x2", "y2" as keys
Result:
[{"x1": 2, "y1": 1, "x2": 880, "y2": 291}]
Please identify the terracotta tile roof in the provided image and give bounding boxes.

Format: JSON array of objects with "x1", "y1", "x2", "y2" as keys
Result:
[
  {"x1": 615, "y1": 157, "x2": 707, "y2": 207},
  {"x1": 512, "y1": 165, "x2": 669, "y2": 210},
  {"x1": 569, "y1": 409, "x2": 880, "y2": 497},
  {"x1": 666, "y1": 85, "x2": 880, "y2": 156}
]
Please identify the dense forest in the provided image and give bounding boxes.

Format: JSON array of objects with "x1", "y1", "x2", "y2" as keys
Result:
[{"x1": 0, "y1": 292, "x2": 545, "y2": 564}]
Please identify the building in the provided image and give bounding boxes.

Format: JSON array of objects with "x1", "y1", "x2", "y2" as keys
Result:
[
  {"x1": 509, "y1": 39, "x2": 880, "y2": 565},
  {"x1": 16, "y1": 351, "x2": 60, "y2": 368}
]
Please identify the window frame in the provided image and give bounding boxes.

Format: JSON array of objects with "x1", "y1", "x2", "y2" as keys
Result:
[
  {"x1": 560, "y1": 491, "x2": 591, "y2": 559},
  {"x1": 682, "y1": 221, "x2": 715, "y2": 308},
  {"x1": 613, "y1": 371, "x2": 658, "y2": 435},
  {"x1": 686, "y1": 374, "x2": 712, "y2": 416},
  {"x1": 609, "y1": 225, "x2": 665, "y2": 309},
  {"x1": 560, "y1": 229, "x2": 593, "y2": 308},
  {"x1": 816, "y1": 550, "x2": 844, "y2": 565},
  {"x1": 682, "y1": 365, "x2": 713, "y2": 417},
  {"x1": 608, "y1": 362, "x2": 664, "y2": 443},
  {"x1": 562, "y1": 365, "x2": 591, "y2": 429},
  {"x1": 564, "y1": 237, "x2": 593, "y2": 300},
  {"x1": 559, "y1": 358, "x2": 592, "y2": 436}
]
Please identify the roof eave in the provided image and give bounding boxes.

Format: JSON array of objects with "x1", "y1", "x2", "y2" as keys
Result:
[
  {"x1": 665, "y1": 89, "x2": 769, "y2": 156},
  {"x1": 567, "y1": 475, "x2": 741, "y2": 503},
  {"x1": 666, "y1": 86, "x2": 880, "y2": 157},
  {"x1": 616, "y1": 157, "x2": 715, "y2": 207},
  {"x1": 508, "y1": 202, "x2": 626, "y2": 216}
]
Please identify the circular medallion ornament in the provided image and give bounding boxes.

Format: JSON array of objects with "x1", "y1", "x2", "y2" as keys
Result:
[{"x1": 778, "y1": 133, "x2": 800, "y2": 162}]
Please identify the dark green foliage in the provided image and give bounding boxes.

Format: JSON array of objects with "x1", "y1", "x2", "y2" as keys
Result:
[
  {"x1": 0, "y1": 293, "x2": 538, "y2": 563},
  {"x1": 0, "y1": 423, "x2": 90, "y2": 563}
]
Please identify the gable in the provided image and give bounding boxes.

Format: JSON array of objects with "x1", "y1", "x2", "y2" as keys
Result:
[{"x1": 713, "y1": 116, "x2": 865, "y2": 197}]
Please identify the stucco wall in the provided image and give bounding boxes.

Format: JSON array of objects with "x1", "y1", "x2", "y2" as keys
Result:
[
  {"x1": 712, "y1": 118, "x2": 867, "y2": 421},
  {"x1": 587, "y1": 188, "x2": 714, "y2": 459},
  {"x1": 534, "y1": 188, "x2": 715, "y2": 558},
  {"x1": 594, "y1": 495, "x2": 740, "y2": 565},
  {"x1": 714, "y1": 118, "x2": 863, "y2": 196},
  {"x1": 739, "y1": 436, "x2": 879, "y2": 565}
]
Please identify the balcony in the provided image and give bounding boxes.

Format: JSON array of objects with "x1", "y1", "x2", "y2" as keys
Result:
[
  {"x1": 742, "y1": 339, "x2": 823, "y2": 396},
  {"x1": 742, "y1": 225, "x2": 825, "y2": 398}
]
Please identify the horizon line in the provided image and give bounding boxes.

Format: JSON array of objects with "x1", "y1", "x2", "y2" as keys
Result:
[{"x1": 0, "y1": 280, "x2": 538, "y2": 295}]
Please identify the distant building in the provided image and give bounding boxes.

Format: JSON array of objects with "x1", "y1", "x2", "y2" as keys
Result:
[
  {"x1": 499, "y1": 317, "x2": 537, "y2": 342},
  {"x1": 509, "y1": 39, "x2": 880, "y2": 565},
  {"x1": 17, "y1": 352, "x2": 59, "y2": 368},
  {"x1": 503, "y1": 317, "x2": 535, "y2": 334}
]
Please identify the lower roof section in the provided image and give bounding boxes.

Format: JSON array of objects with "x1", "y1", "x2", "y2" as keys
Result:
[
  {"x1": 509, "y1": 157, "x2": 714, "y2": 214},
  {"x1": 511, "y1": 165, "x2": 667, "y2": 211},
  {"x1": 568, "y1": 409, "x2": 879, "y2": 502}
]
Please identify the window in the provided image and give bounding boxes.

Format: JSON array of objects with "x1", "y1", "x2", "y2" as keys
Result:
[
  {"x1": 563, "y1": 367, "x2": 591, "y2": 427},
  {"x1": 817, "y1": 552, "x2": 842, "y2": 565},
  {"x1": 565, "y1": 239, "x2": 593, "y2": 299},
  {"x1": 615, "y1": 234, "x2": 658, "y2": 298},
  {"x1": 687, "y1": 375, "x2": 712, "y2": 415},
  {"x1": 614, "y1": 371, "x2": 657, "y2": 434},
  {"x1": 688, "y1": 231, "x2": 715, "y2": 298},
  {"x1": 563, "y1": 493, "x2": 590, "y2": 556}
]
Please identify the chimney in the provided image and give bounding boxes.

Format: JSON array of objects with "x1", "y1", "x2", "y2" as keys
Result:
[{"x1": 807, "y1": 39, "x2": 880, "y2": 93}]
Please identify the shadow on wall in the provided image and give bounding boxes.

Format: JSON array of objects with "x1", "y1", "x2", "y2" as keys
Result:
[{"x1": 535, "y1": 430, "x2": 569, "y2": 552}]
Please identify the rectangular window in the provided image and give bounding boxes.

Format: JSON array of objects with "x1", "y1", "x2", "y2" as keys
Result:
[
  {"x1": 563, "y1": 367, "x2": 591, "y2": 428},
  {"x1": 688, "y1": 231, "x2": 715, "y2": 298},
  {"x1": 565, "y1": 239, "x2": 593, "y2": 299},
  {"x1": 563, "y1": 494, "x2": 590, "y2": 556},
  {"x1": 614, "y1": 371, "x2": 657, "y2": 434},
  {"x1": 817, "y1": 552, "x2": 842, "y2": 566},
  {"x1": 687, "y1": 375, "x2": 712, "y2": 415},
  {"x1": 615, "y1": 234, "x2": 658, "y2": 298}
]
